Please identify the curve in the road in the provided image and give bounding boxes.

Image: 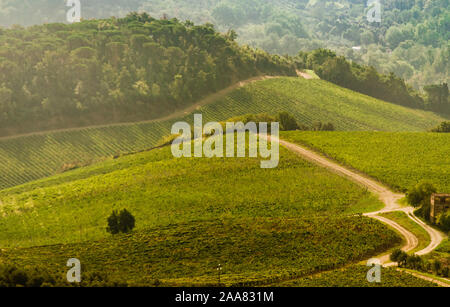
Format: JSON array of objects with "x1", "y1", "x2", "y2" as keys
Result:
[{"x1": 270, "y1": 136, "x2": 446, "y2": 263}]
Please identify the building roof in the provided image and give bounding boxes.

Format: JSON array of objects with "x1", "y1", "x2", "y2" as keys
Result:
[{"x1": 432, "y1": 193, "x2": 450, "y2": 197}]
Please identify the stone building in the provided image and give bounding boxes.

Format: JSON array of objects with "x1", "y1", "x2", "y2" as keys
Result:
[{"x1": 430, "y1": 193, "x2": 450, "y2": 223}]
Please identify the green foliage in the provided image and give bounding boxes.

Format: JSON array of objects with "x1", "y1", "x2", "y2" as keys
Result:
[
  {"x1": 431, "y1": 121, "x2": 450, "y2": 133},
  {"x1": 390, "y1": 250, "x2": 449, "y2": 278},
  {"x1": 272, "y1": 265, "x2": 437, "y2": 287},
  {"x1": 390, "y1": 249, "x2": 408, "y2": 266},
  {"x1": 1, "y1": 77, "x2": 445, "y2": 190},
  {"x1": 311, "y1": 122, "x2": 335, "y2": 131},
  {"x1": 437, "y1": 211, "x2": 450, "y2": 232},
  {"x1": 0, "y1": 0, "x2": 447, "y2": 88},
  {"x1": 302, "y1": 50, "x2": 429, "y2": 110},
  {"x1": 0, "y1": 264, "x2": 57, "y2": 287},
  {"x1": 0, "y1": 13, "x2": 295, "y2": 137},
  {"x1": 276, "y1": 112, "x2": 299, "y2": 131},
  {"x1": 0, "y1": 263, "x2": 127, "y2": 287},
  {"x1": 406, "y1": 181, "x2": 437, "y2": 208},
  {"x1": 0, "y1": 217, "x2": 400, "y2": 286},
  {"x1": 106, "y1": 209, "x2": 136, "y2": 235},
  {"x1": 424, "y1": 84, "x2": 449, "y2": 113},
  {"x1": 281, "y1": 131, "x2": 450, "y2": 193}
]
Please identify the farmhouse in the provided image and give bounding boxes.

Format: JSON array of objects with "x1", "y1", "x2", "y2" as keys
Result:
[{"x1": 430, "y1": 193, "x2": 450, "y2": 223}]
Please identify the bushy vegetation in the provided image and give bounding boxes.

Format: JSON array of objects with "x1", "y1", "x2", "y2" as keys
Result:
[
  {"x1": 106, "y1": 209, "x2": 136, "y2": 234},
  {"x1": 0, "y1": 217, "x2": 400, "y2": 286},
  {"x1": 281, "y1": 131, "x2": 450, "y2": 192},
  {"x1": 222, "y1": 112, "x2": 333, "y2": 132},
  {"x1": 437, "y1": 212, "x2": 450, "y2": 232},
  {"x1": 431, "y1": 121, "x2": 450, "y2": 133},
  {"x1": 0, "y1": 263, "x2": 125, "y2": 287},
  {"x1": 2, "y1": 77, "x2": 444, "y2": 190},
  {"x1": 407, "y1": 181, "x2": 437, "y2": 222},
  {"x1": 0, "y1": 13, "x2": 295, "y2": 136},
  {"x1": 272, "y1": 265, "x2": 438, "y2": 287},
  {"x1": 0, "y1": 264, "x2": 58, "y2": 287},
  {"x1": 390, "y1": 249, "x2": 449, "y2": 278}
]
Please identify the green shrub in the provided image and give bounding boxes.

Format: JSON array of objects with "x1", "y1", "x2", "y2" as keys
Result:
[
  {"x1": 312, "y1": 121, "x2": 335, "y2": 131},
  {"x1": 430, "y1": 121, "x2": 450, "y2": 133},
  {"x1": 0, "y1": 264, "x2": 57, "y2": 287},
  {"x1": 106, "y1": 209, "x2": 136, "y2": 235},
  {"x1": 437, "y1": 211, "x2": 450, "y2": 232},
  {"x1": 390, "y1": 249, "x2": 407, "y2": 266},
  {"x1": 276, "y1": 112, "x2": 299, "y2": 131}
]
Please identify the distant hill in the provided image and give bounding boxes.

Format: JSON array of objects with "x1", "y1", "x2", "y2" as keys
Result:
[
  {"x1": 1, "y1": 0, "x2": 448, "y2": 88},
  {"x1": 0, "y1": 13, "x2": 295, "y2": 137},
  {"x1": 0, "y1": 76, "x2": 447, "y2": 190}
]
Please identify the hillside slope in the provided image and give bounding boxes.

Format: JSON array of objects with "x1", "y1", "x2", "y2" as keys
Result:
[
  {"x1": 0, "y1": 77, "x2": 447, "y2": 190},
  {"x1": 280, "y1": 131, "x2": 450, "y2": 192},
  {"x1": 0, "y1": 136, "x2": 400, "y2": 286}
]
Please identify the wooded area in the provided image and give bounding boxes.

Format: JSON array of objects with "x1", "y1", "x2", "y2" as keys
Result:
[{"x1": 0, "y1": 13, "x2": 295, "y2": 136}]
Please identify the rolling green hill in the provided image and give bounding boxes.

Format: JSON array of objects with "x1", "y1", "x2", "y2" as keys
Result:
[
  {"x1": 280, "y1": 131, "x2": 450, "y2": 192},
  {"x1": 0, "y1": 135, "x2": 400, "y2": 286},
  {"x1": 0, "y1": 77, "x2": 447, "y2": 190},
  {"x1": 0, "y1": 139, "x2": 384, "y2": 248}
]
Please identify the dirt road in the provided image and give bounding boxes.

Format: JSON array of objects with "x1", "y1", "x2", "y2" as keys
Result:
[
  {"x1": 267, "y1": 136, "x2": 446, "y2": 264},
  {"x1": 0, "y1": 75, "x2": 277, "y2": 141}
]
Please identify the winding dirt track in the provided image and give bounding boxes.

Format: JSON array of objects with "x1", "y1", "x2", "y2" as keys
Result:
[
  {"x1": 264, "y1": 136, "x2": 447, "y2": 284},
  {"x1": 0, "y1": 75, "x2": 276, "y2": 141}
]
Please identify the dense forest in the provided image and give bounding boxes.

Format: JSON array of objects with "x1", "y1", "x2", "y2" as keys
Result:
[
  {"x1": 0, "y1": 13, "x2": 295, "y2": 136},
  {"x1": 296, "y1": 49, "x2": 449, "y2": 112},
  {"x1": 1, "y1": 0, "x2": 448, "y2": 89}
]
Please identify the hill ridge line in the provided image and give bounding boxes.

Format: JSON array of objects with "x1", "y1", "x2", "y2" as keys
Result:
[{"x1": 0, "y1": 75, "x2": 278, "y2": 141}]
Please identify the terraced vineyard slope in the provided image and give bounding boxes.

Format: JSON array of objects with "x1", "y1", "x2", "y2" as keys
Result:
[
  {"x1": 1, "y1": 77, "x2": 447, "y2": 190},
  {"x1": 280, "y1": 131, "x2": 450, "y2": 192}
]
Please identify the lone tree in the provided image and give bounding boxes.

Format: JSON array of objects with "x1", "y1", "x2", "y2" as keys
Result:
[
  {"x1": 406, "y1": 181, "x2": 437, "y2": 221},
  {"x1": 276, "y1": 112, "x2": 299, "y2": 131},
  {"x1": 106, "y1": 209, "x2": 136, "y2": 234}
]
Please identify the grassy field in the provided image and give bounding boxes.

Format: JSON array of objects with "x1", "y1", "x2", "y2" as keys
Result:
[
  {"x1": 379, "y1": 211, "x2": 431, "y2": 253},
  {"x1": 272, "y1": 265, "x2": 438, "y2": 287},
  {"x1": 0, "y1": 77, "x2": 447, "y2": 190},
  {"x1": 280, "y1": 131, "x2": 450, "y2": 192},
  {"x1": 0, "y1": 138, "x2": 384, "y2": 248},
  {"x1": 0, "y1": 135, "x2": 402, "y2": 285}
]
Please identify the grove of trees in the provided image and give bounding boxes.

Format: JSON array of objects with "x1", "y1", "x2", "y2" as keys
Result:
[
  {"x1": 296, "y1": 49, "x2": 449, "y2": 111},
  {"x1": 0, "y1": 13, "x2": 295, "y2": 136},
  {"x1": 1, "y1": 0, "x2": 447, "y2": 89}
]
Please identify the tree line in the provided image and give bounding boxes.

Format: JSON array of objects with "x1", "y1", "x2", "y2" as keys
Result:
[
  {"x1": 296, "y1": 49, "x2": 450, "y2": 112},
  {"x1": 0, "y1": 13, "x2": 448, "y2": 137},
  {"x1": 0, "y1": 13, "x2": 295, "y2": 136}
]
